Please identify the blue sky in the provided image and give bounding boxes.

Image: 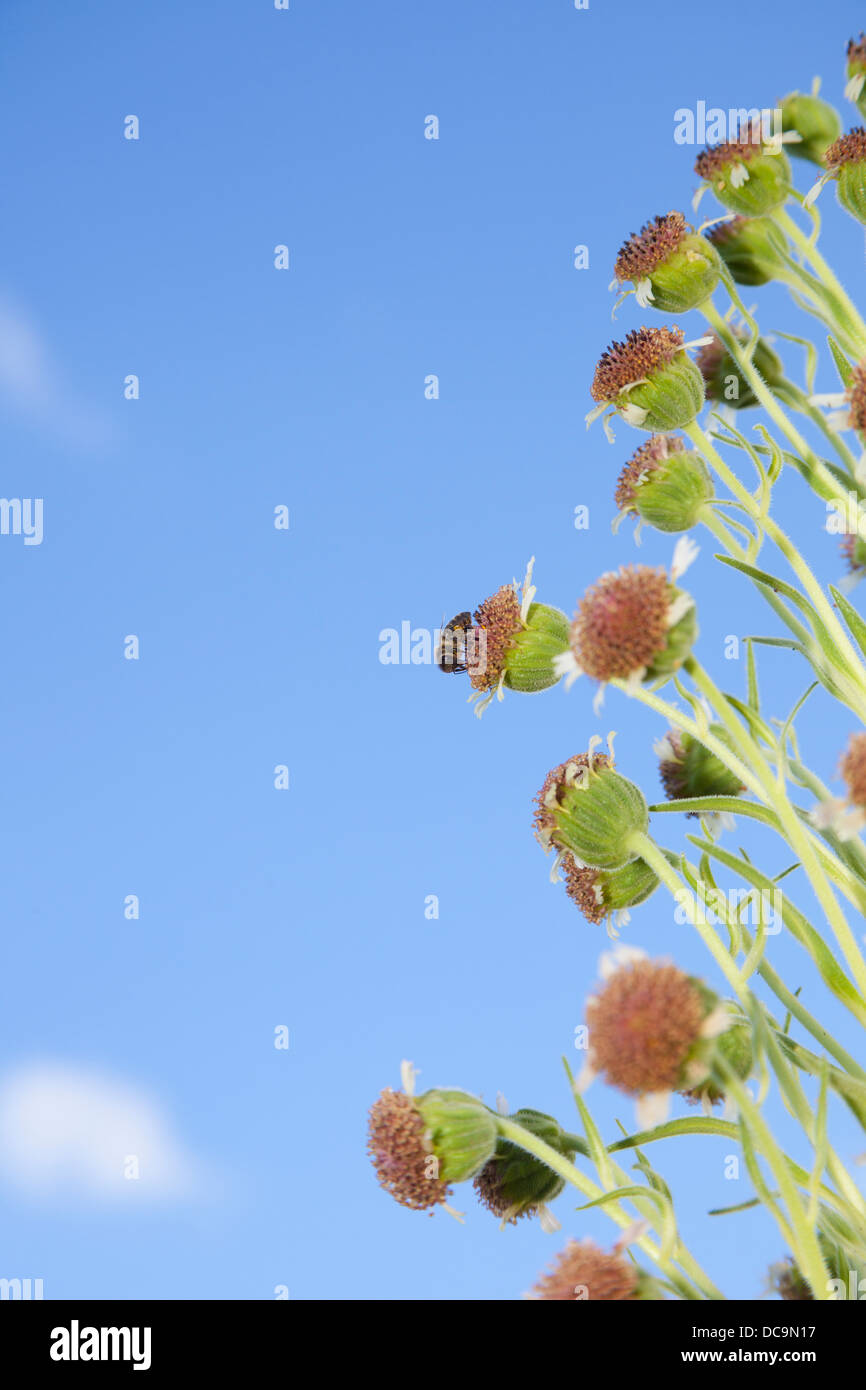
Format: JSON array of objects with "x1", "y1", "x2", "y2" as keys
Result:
[{"x1": 0, "y1": 0, "x2": 864, "y2": 1300}]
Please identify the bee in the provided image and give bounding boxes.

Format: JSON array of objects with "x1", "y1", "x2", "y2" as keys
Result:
[{"x1": 437, "y1": 611, "x2": 474, "y2": 674}]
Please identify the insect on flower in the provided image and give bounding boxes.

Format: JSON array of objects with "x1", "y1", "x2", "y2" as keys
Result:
[{"x1": 437, "y1": 611, "x2": 473, "y2": 674}]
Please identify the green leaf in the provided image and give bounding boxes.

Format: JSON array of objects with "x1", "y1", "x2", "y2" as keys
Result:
[
  {"x1": 828, "y1": 335, "x2": 855, "y2": 389},
  {"x1": 829, "y1": 584, "x2": 866, "y2": 663}
]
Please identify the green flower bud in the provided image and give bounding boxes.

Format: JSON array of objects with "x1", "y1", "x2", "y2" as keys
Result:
[
  {"x1": 696, "y1": 331, "x2": 784, "y2": 409},
  {"x1": 780, "y1": 90, "x2": 841, "y2": 164},
  {"x1": 705, "y1": 215, "x2": 789, "y2": 286},
  {"x1": 589, "y1": 326, "x2": 705, "y2": 435},
  {"x1": 824, "y1": 130, "x2": 866, "y2": 224},
  {"x1": 695, "y1": 127, "x2": 792, "y2": 215},
  {"x1": 534, "y1": 750, "x2": 649, "y2": 871},
  {"x1": 681, "y1": 1003, "x2": 753, "y2": 1107},
  {"x1": 474, "y1": 1109, "x2": 582, "y2": 1223},
  {"x1": 562, "y1": 853, "x2": 659, "y2": 927},
  {"x1": 656, "y1": 725, "x2": 745, "y2": 802},
  {"x1": 613, "y1": 212, "x2": 722, "y2": 312},
  {"x1": 615, "y1": 435, "x2": 714, "y2": 533},
  {"x1": 502, "y1": 603, "x2": 570, "y2": 692},
  {"x1": 413, "y1": 1088, "x2": 499, "y2": 1183},
  {"x1": 846, "y1": 36, "x2": 866, "y2": 121}
]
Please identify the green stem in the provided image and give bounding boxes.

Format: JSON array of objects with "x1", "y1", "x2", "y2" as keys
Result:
[{"x1": 774, "y1": 207, "x2": 866, "y2": 354}]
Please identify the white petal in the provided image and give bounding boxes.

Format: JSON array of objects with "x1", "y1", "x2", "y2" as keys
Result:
[
  {"x1": 620, "y1": 402, "x2": 648, "y2": 427},
  {"x1": 653, "y1": 734, "x2": 675, "y2": 761},
  {"x1": 576, "y1": 1059, "x2": 597, "y2": 1093},
  {"x1": 537, "y1": 1204, "x2": 561, "y2": 1235},
  {"x1": 401, "y1": 1060, "x2": 418, "y2": 1096},
  {"x1": 519, "y1": 556, "x2": 537, "y2": 622},
  {"x1": 636, "y1": 1091, "x2": 672, "y2": 1128},
  {"x1": 592, "y1": 682, "x2": 607, "y2": 715},
  {"x1": 635, "y1": 277, "x2": 655, "y2": 307},
  {"x1": 671, "y1": 535, "x2": 699, "y2": 580},
  {"x1": 701, "y1": 1004, "x2": 732, "y2": 1039},
  {"x1": 845, "y1": 72, "x2": 866, "y2": 102},
  {"x1": 554, "y1": 649, "x2": 582, "y2": 690},
  {"x1": 599, "y1": 943, "x2": 648, "y2": 981},
  {"x1": 496, "y1": 1091, "x2": 509, "y2": 1116},
  {"x1": 666, "y1": 592, "x2": 694, "y2": 628},
  {"x1": 729, "y1": 162, "x2": 750, "y2": 188}
]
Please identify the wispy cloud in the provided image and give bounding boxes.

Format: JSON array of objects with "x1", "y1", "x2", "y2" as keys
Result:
[
  {"x1": 0, "y1": 298, "x2": 111, "y2": 449},
  {"x1": 0, "y1": 1062, "x2": 206, "y2": 1202}
]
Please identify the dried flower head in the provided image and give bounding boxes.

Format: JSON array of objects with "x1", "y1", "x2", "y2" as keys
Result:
[
  {"x1": 571, "y1": 567, "x2": 670, "y2": 681},
  {"x1": 614, "y1": 435, "x2": 684, "y2": 513},
  {"x1": 656, "y1": 726, "x2": 745, "y2": 805},
  {"x1": 530, "y1": 1239, "x2": 640, "y2": 1301},
  {"x1": 705, "y1": 215, "x2": 789, "y2": 286},
  {"x1": 614, "y1": 212, "x2": 689, "y2": 282},
  {"x1": 848, "y1": 34, "x2": 866, "y2": 70},
  {"x1": 587, "y1": 957, "x2": 706, "y2": 1095},
  {"x1": 591, "y1": 326, "x2": 686, "y2": 403},
  {"x1": 474, "y1": 1109, "x2": 579, "y2": 1227},
  {"x1": 847, "y1": 361, "x2": 866, "y2": 435},
  {"x1": 367, "y1": 1087, "x2": 452, "y2": 1212},
  {"x1": 464, "y1": 560, "x2": 570, "y2": 716},
  {"x1": 696, "y1": 329, "x2": 783, "y2": 408},
  {"x1": 560, "y1": 854, "x2": 659, "y2": 933},
  {"x1": 534, "y1": 752, "x2": 610, "y2": 848},
  {"x1": 770, "y1": 1257, "x2": 814, "y2": 1301},
  {"x1": 825, "y1": 128, "x2": 866, "y2": 170},
  {"x1": 469, "y1": 585, "x2": 522, "y2": 694},
  {"x1": 581, "y1": 946, "x2": 728, "y2": 1126},
  {"x1": 694, "y1": 123, "x2": 792, "y2": 215},
  {"x1": 694, "y1": 125, "x2": 766, "y2": 181}
]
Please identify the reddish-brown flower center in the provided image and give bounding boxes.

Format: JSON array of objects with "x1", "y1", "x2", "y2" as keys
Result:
[
  {"x1": 469, "y1": 584, "x2": 522, "y2": 692},
  {"x1": 591, "y1": 326, "x2": 685, "y2": 403},
  {"x1": 614, "y1": 435, "x2": 684, "y2": 513},
  {"x1": 570, "y1": 566, "x2": 671, "y2": 681},
  {"x1": 614, "y1": 212, "x2": 689, "y2": 284},
  {"x1": 841, "y1": 731, "x2": 866, "y2": 808},
  {"x1": 367, "y1": 1088, "x2": 451, "y2": 1211},
  {"x1": 695, "y1": 124, "x2": 767, "y2": 180},
  {"x1": 587, "y1": 959, "x2": 705, "y2": 1094},
  {"x1": 825, "y1": 128, "x2": 866, "y2": 170},
  {"x1": 531, "y1": 1239, "x2": 639, "y2": 1301}
]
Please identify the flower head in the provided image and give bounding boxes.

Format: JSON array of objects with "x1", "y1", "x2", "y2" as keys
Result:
[
  {"x1": 810, "y1": 129, "x2": 866, "y2": 221},
  {"x1": 583, "y1": 947, "x2": 727, "y2": 1126},
  {"x1": 474, "y1": 1108, "x2": 580, "y2": 1226},
  {"x1": 560, "y1": 854, "x2": 659, "y2": 932},
  {"x1": 534, "y1": 740, "x2": 649, "y2": 872},
  {"x1": 694, "y1": 123, "x2": 792, "y2": 215},
  {"x1": 588, "y1": 326, "x2": 706, "y2": 439},
  {"x1": 696, "y1": 329, "x2": 784, "y2": 409},
  {"x1": 562, "y1": 542, "x2": 698, "y2": 690},
  {"x1": 367, "y1": 1065, "x2": 497, "y2": 1212},
  {"x1": 656, "y1": 725, "x2": 745, "y2": 803},
  {"x1": 614, "y1": 434, "x2": 713, "y2": 534},
  {"x1": 613, "y1": 211, "x2": 721, "y2": 312},
  {"x1": 529, "y1": 1238, "x2": 643, "y2": 1301},
  {"x1": 466, "y1": 560, "x2": 570, "y2": 716},
  {"x1": 705, "y1": 215, "x2": 789, "y2": 286},
  {"x1": 780, "y1": 89, "x2": 841, "y2": 164}
]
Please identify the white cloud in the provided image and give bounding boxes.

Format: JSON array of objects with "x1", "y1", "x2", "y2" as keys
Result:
[
  {"x1": 0, "y1": 298, "x2": 110, "y2": 448},
  {"x1": 0, "y1": 1062, "x2": 205, "y2": 1202}
]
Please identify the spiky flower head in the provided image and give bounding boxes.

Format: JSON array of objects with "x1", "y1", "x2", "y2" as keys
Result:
[
  {"x1": 474, "y1": 1109, "x2": 582, "y2": 1226},
  {"x1": 367, "y1": 1064, "x2": 497, "y2": 1212},
  {"x1": 465, "y1": 559, "x2": 570, "y2": 716},
  {"x1": 780, "y1": 90, "x2": 842, "y2": 164},
  {"x1": 560, "y1": 540, "x2": 699, "y2": 690},
  {"x1": 682, "y1": 1004, "x2": 753, "y2": 1110},
  {"x1": 588, "y1": 326, "x2": 706, "y2": 438},
  {"x1": 582, "y1": 945, "x2": 728, "y2": 1126},
  {"x1": 820, "y1": 129, "x2": 866, "y2": 222},
  {"x1": 694, "y1": 123, "x2": 792, "y2": 215},
  {"x1": 561, "y1": 854, "x2": 659, "y2": 931},
  {"x1": 613, "y1": 211, "x2": 722, "y2": 312},
  {"x1": 614, "y1": 434, "x2": 713, "y2": 534},
  {"x1": 534, "y1": 742, "x2": 649, "y2": 871},
  {"x1": 846, "y1": 360, "x2": 866, "y2": 437},
  {"x1": 529, "y1": 1239, "x2": 645, "y2": 1301},
  {"x1": 656, "y1": 726, "x2": 745, "y2": 804},
  {"x1": 705, "y1": 215, "x2": 789, "y2": 286},
  {"x1": 846, "y1": 35, "x2": 866, "y2": 118},
  {"x1": 696, "y1": 330, "x2": 784, "y2": 409}
]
